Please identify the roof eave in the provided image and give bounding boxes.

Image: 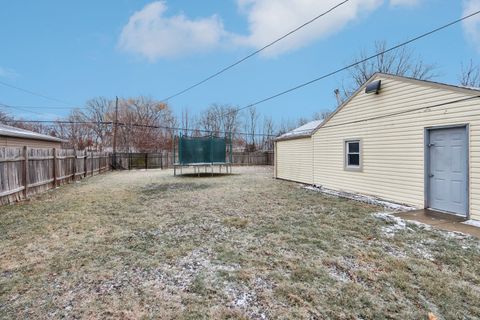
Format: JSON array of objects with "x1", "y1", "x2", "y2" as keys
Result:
[
  {"x1": 275, "y1": 134, "x2": 312, "y2": 142},
  {"x1": 0, "y1": 132, "x2": 66, "y2": 143}
]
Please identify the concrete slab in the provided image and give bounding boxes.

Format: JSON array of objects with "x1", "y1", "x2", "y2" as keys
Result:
[{"x1": 395, "y1": 209, "x2": 480, "y2": 238}]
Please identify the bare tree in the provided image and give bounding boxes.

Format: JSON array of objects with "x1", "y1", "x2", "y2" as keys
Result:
[
  {"x1": 278, "y1": 118, "x2": 296, "y2": 136},
  {"x1": 54, "y1": 110, "x2": 93, "y2": 150},
  {"x1": 261, "y1": 116, "x2": 275, "y2": 150},
  {"x1": 244, "y1": 107, "x2": 259, "y2": 151},
  {"x1": 312, "y1": 110, "x2": 332, "y2": 121},
  {"x1": 343, "y1": 41, "x2": 437, "y2": 99},
  {"x1": 0, "y1": 110, "x2": 12, "y2": 124},
  {"x1": 58, "y1": 96, "x2": 176, "y2": 152},
  {"x1": 199, "y1": 105, "x2": 222, "y2": 136},
  {"x1": 197, "y1": 104, "x2": 240, "y2": 139},
  {"x1": 118, "y1": 97, "x2": 174, "y2": 152},
  {"x1": 296, "y1": 117, "x2": 310, "y2": 127},
  {"x1": 459, "y1": 60, "x2": 480, "y2": 88},
  {"x1": 181, "y1": 107, "x2": 194, "y2": 136},
  {"x1": 220, "y1": 105, "x2": 240, "y2": 140},
  {"x1": 80, "y1": 97, "x2": 113, "y2": 151}
]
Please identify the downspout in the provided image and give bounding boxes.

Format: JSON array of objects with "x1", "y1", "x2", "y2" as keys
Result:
[
  {"x1": 312, "y1": 134, "x2": 314, "y2": 186},
  {"x1": 274, "y1": 141, "x2": 277, "y2": 179}
]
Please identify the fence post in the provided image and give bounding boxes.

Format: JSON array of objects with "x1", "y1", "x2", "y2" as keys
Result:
[
  {"x1": 84, "y1": 150, "x2": 87, "y2": 178},
  {"x1": 128, "y1": 152, "x2": 131, "y2": 170},
  {"x1": 53, "y1": 148, "x2": 57, "y2": 188},
  {"x1": 160, "y1": 152, "x2": 163, "y2": 170},
  {"x1": 91, "y1": 151, "x2": 94, "y2": 176},
  {"x1": 145, "y1": 153, "x2": 148, "y2": 170},
  {"x1": 23, "y1": 146, "x2": 29, "y2": 199},
  {"x1": 72, "y1": 148, "x2": 77, "y2": 182}
]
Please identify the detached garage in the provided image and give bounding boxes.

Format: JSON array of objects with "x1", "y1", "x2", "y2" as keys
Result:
[
  {"x1": 276, "y1": 73, "x2": 480, "y2": 221},
  {"x1": 274, "y1": 120, "x2": 321, "y2": 184},
  {"x1": 0, "y1": 124, "x2": 64, "y2": 148}
]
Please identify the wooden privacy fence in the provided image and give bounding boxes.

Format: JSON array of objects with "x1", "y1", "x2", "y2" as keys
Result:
[
  {"x1": 0, "y1": 147, "x2": 111, "y2": 205},
  {"x1": 113, "y1": 151, "x2": 274, "y2": 170},
  {"x1": 231, "y1": 151, "x2": 274, "y2": 166}
]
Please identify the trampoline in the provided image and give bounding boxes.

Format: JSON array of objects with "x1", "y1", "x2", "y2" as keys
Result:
[{"x1": 174, "y1": 134, "x2": 232, "y2": 176}]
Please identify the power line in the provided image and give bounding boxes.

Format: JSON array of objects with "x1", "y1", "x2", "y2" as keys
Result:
[
  {"x1": 161, "y1": 0, "x2": 350, "y2": 102},
  {"x1": 6, "y1": 95, "x2": 480, "y2": 138},
  {"x1": 280, "y1": 95, "x2": 480, "y2": 135},
  {"x1": 0, "y1": 102, "x2": 51, "y2": 117},
  {"x1": 0, "y1": 79, "x2": 78, "y2": 106},
  {"x1": 5, "y1": 92, "x2": 480, "y2": 138},
  {"x1": 3, "y1": 119, "x2": 278, "y2": 137},
  {"x1": 0, "y1": 104, "x2": 80, "y2": 110},
  {"x1": 223, "y1": 9, "x2": 480, "y2": 117}
]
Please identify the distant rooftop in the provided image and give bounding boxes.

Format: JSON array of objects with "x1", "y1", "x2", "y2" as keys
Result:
[
  {"x1": 0, "y1": 123, "x2": 64, "y2": 143},
  {"x1": 276, "y1": 120, "x2": 323, "y2": 141}
]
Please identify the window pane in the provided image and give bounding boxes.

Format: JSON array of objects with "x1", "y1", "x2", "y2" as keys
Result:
[
  {"x1": 348, "y1": 142, "x2": 359, "y2": 153},
  {"x1": 348, "y1": 154, "x2": 360, "y2": 166}
]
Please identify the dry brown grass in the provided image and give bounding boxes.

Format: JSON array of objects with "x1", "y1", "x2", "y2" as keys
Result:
[{"x1": 0, "y1": 166, "x2": 479, "y2": 319}]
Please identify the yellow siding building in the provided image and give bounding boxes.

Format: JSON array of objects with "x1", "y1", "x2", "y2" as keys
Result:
[
  {"x1": 277, "y1": 73, "x2": 480, "y2": 220},
  {"x1": 275, "y1": 120, "x2": 321, "y2": 185}
]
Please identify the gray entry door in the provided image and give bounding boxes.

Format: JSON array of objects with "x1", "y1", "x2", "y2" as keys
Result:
[{"x1": 427, "y1": 127, "x2": 468, "y2": 216}]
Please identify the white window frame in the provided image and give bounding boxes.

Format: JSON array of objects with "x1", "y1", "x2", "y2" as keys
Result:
[{"x1": 344, "y1": 139, "x2": 362, "y2": 172}]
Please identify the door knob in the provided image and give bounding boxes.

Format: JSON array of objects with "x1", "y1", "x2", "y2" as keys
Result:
[{"x1": 429, "y1": 174, "x2": 434, "y2": 177}]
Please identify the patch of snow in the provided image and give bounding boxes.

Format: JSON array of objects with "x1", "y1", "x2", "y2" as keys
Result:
[
  {"x1": 305, "y1": 185, "x2": 417, "y2": 212},
  {"x1": 235, "y1": 292, "x2": 248, "y2": 307},
  {"x1": 373, "y1": 212, "x2": 473, "y2": 241},
  {"x1": 441, "y1": 230, "x2": 471, "y2": 240},
  {"x1": 463, "y1": 219, "x2": 480, "y2": 228},
  {"x1": 373, "y1": 212, "x2": 408, "y2": 237},
  {"x1": 276, "y1": 120, "x2": 322, "y2": 140},
  {"x1": 413, "y1": 246, "x2": 435, "y2": 261},
  {"x1": 327, "y1": 265, "x2": 351, "y2": 283}
]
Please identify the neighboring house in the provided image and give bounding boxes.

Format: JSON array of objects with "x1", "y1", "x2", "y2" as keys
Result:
[
  {"x1": 275, "y1": 73, "x2": 480, "y2": 220},
  {"x1": 275, "y1": 120, "x2": 322, "y2": 184},
  {"x1": 0, "y1": 124, "x2": 64, "y2": 148}
]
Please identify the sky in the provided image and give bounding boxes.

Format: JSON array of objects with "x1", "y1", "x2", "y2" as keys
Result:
[{"x1": 0, "y1": 0, "x2": 479, "y2": 124}]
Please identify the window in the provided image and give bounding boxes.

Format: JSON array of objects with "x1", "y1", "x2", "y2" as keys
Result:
[{"x1": 345, "y1": 140, "x2": 361, "y2": 170}]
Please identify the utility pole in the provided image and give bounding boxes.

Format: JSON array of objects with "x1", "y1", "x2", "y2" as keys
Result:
[
  {"x1": 112, "y1": 96, "x2": 118, "y2": 168},
  {"x1": 113, "y1": 96, "x2": 118, "y2": 152}
]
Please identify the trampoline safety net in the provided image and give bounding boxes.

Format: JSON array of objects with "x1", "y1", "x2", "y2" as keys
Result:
[{"x1": 178, "y1": 136, "x2": 227, "y2": 165}]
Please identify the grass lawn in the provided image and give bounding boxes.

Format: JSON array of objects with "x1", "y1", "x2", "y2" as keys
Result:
[{"x1": 1, "y1": 166, "x2": 479, "y2": 319}]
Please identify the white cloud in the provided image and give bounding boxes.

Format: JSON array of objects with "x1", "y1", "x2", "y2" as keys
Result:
[
  {"x1": 233, "y1": 0, "x2": 383, "y2": 56},
  {"x1": 389, "y1": 0, "x2": 419, "y2": 7},
  {"x1": 118, "y1": 1, "x2": 228, "y2": 60},
  {"x1": 0, "y1": 66, "x2": 19, "y2": 79},
  {"x1": 463, "y1": 0, "x2": 480, "y2": 52},
  {"x1": 119, "y1": 0, "x2": 427, "y2": 60}
]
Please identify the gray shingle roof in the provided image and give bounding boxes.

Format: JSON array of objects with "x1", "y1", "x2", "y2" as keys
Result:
[{"x1": 0, "y1": 123, "x2": 64, "y2": 143}]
